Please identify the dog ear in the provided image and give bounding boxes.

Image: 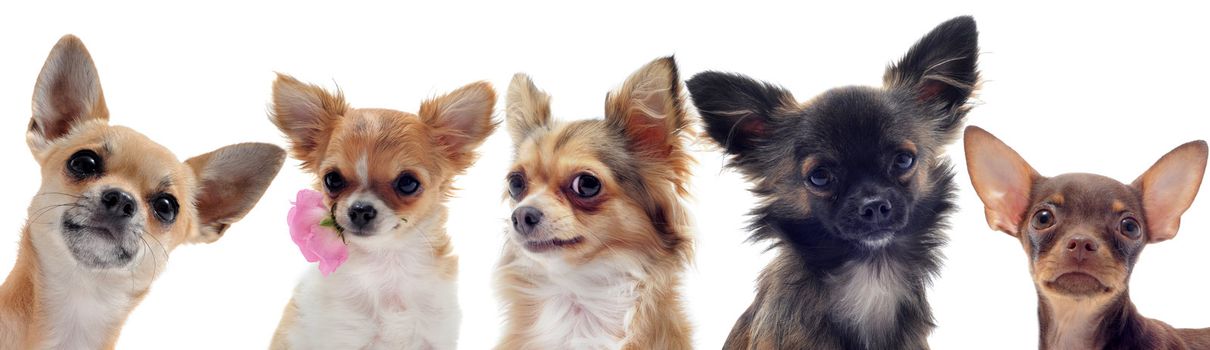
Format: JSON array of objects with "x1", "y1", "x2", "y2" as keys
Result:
[
  {"x1": 419, "y1": 81, "x2": 498, "y2": 170},
  {"x1": 964, "y1": 126, "x2": 1038, "y2": 236},
  {"x1": 687, "y1": 71, "x2": 793, "y2": 158},
  {"x1": 185, "y1": 143, "x2": 286, "y2": 243},
  {"x1": 506, "y1": 73, "x2": 552, "y2": 144},
  {"x1": 605, "y1": 56, "x2": 690, "y2": 162},
  {"x1": 884, "y1": 16, "x2": 979, "y2": 141},
  {"x1": 270, "y1": 73, "x2": 348, "y2": 172},
  {"x1": 28, "y1": 35, "x2": 110, "y2": 154},
  {"x1": 1132, "y1": 140, "x2": 1208, "y2": 243}
]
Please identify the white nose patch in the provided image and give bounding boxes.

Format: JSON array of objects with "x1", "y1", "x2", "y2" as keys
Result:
[{"x1": 355, "y1": 154, "x2": 370, "y2": 184}]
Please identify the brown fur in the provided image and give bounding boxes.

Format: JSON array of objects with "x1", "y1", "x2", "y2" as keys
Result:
[
  {"x1": 495, "y1": 57, "x2": 694, "y2": 349},
  {"x1": 0, "y1": 35, "x2": 284, "y2": 349},
  {"x1": 268, "y1": 74, "x2": 493, "y2": 348},
  {"x1": 965, "y1": 126, "x2": 1210, "y2": 349}
]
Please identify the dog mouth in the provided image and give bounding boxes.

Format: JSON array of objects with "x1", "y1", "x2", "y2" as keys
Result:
[
  {"x1": 524, "y1": 236, "x2": 585, "y2": 252},
  {"x1": 1046, "y1": 272, "x2": 1111, "y2": 296},
  {"x1": 60, "y1": 218, "x2": 139, "y2": 268},
  {"x1": 63, "y1": 220, "x2": 123, "y2": 241},
  {"x1": 859, "y1": 230, "x2": 896, "y2": 248}
]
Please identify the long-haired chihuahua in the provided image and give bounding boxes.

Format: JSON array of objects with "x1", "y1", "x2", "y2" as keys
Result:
[
  {"x1": 495, "y1": 57, "x2": 694, "y2": 349},
  {"x1": 688, "y1": 17, "x2": 980, "y2": 349},
  {"x1": 269, "y1": 74, "x2": 496, "y2": 349}
]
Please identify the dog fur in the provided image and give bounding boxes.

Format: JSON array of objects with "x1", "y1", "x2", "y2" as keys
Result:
[
  {"x1": 269, "y1": 74, "x2": 496, "y2": 349},
  {"x1": 965, "y1": 126, "x2": 1210, "y2": 349},
  {"x1": 688, "y1": 16, "x2": 980, "y2": 349},
  {"x1": 0, "y1": 35, "x2": 285, "y2": 349},
  {"x1": 495, "y1": 56, "x2": 694, "y2": 350}
]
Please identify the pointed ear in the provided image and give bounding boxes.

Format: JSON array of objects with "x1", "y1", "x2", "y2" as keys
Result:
[
  {"x1": 1132, "y1": 140, "x2": 1208, "y2": 243},
  {"x1": 604, "y1": 56, "x2": 690, "y2": 160},
  {"x1": 28, "y1": 35, "x2": 110, "y2": 153},
  {"x1": 506, "y1": 73, "x2": 552, "y2": 144},
  {"x1": 419, "y1": 81, "x2": 498, "y2": 170},
  {"x1": 687, "y1": 71, "x2": 794, "y2": 157},
  {"x1": 185, "y1": 143, "x2": 286, "y2": 244},
  {"x1": 269, "y1": 73, "x2": 348, "y2": 171},
  {"x1": 884, "y1": 16, "x2": 979, "y2": 140},
  {"x1": 964, "y1": 126, "x2": 1038, "y2": 236}
]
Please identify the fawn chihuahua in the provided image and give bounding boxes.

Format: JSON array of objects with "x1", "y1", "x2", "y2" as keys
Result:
[{"x1": 0, "y1": 35, "x2": 284, "y2": 349}]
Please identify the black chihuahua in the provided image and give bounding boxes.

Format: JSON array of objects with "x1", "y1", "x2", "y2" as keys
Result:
[{"x1": 689, "y1": 16, "x2": 980, "y2": 349}]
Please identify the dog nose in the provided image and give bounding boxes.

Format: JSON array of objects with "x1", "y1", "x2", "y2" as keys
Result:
[
  {"x1": 858, "y1": 198, "x2": 893, "y2": 225},
  {"x1": 511, "y1": 206, "x2": 544, "y2": 236},
  {"x1": 347, "y1": 202, "x2": 377, "y2": 228},
  {"x1": 1065, "y1": 235, "x2": 1099, "y2": 262},
  {"x1": 100, "y1": 189, "x2": 135, "y2": 219}
]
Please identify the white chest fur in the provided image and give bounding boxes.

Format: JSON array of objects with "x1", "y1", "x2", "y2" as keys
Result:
[
  {"x1": 515, "y1": 258, "x2": 642, "y2": 350},
  {"x1": 286, "y1": 221, "x2": 460, "y2": 350},
  {"x1": 34, "y1": 233, "x2": 158, "y2": 350},
  {"x1": 829, "y1": 257, "x2": 909, "y2": 346}
]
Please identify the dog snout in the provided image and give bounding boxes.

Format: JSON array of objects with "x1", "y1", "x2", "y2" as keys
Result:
[
  {"x1": 857, "y1": 198, "x2": 893, "y2": 225},
  {"x1": 511, "y1": 206, "x2": 544, "y2": 236},
  {"x1": 1065, "y1": 235, "x2": 1099, "y2": 263},
  {"x1": 99, "y1": 189, "x2": 136, "y2": 221},
  {"x1": 347, "y1": 202, "x2": 378, "y2": 229}
]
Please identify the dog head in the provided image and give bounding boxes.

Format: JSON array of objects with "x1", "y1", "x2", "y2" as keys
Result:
[
  {"x1": 504, "y1": 57, "x2": 692, "y2": 266},
  {"x1": 25, "y1": 35, "x2": 285, "y2": 273},
  {"x1": 965, "y1": 126, "x2": 1207, "y2": 302},
  {"x1": 271, "y1": 74, "x2": 496, "y2": 247},
  {"x1": 688, "y1": 17, "x2": 978, "y2": 253}
]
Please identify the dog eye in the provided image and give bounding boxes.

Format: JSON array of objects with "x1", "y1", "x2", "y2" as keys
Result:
[
  {"x1": 323, "y1": 171, "x2": 346, "y2": 194},
  {"x1": 67, "y1": 150, "x2": 103, "y2": 179},
  {"x1": 807, "y1": 168, "x2": 832, "y2": 188},
  {"x1": 395, "y1": 173, "x2": 421, "y2": 195},
  {"x1": 892, "y1": 152, "x2": 916, "y2": 171},
  {"x1": 1032, "y1": 209, "x2": 1055, "y2": 230},
  {"x1": 507, "y1": 173, "x2": 526, "y2": 199},
  {"x1": 150, "y1": 194, "x2": 179, "y2": 223},
  {"x1": 571, "y1": 174, "x2": 601, "y2": 198},
  {"x1": 1119, "y1": 217, "x2": 1142, "y2": 239}
]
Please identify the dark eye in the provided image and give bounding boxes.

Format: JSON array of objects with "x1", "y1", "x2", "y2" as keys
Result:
[
  {"x1": 1032, "y1": 209, "x2": 1055, "y2": 230},
  {"x1": 67, "y1": 150, "x2": 103, "y2": 178},
  {"x1": 807, "y1": 168, "x2": 832, "y2": 188},
  {"x1": 571, "y1": 174, "x2": 601, "y2": 198},
  {"x1": 150, "y1": 194, "x2": 179, "y2": 223},
  {"x1": 395, "y1": 173, "x2": 420, "y2": 195},
  {"x1": 892, "y1": 152, "x2": 916, "y2": 172},
  {"x1": 507, "y1": 173, "x2": 526, "y2": 199},
  {"x1": 1120, "y1": 217, "x2": 1142, "y2": 239},
  {"x1": 323, "y1": 171, "x2": 346, "y2": 193}
]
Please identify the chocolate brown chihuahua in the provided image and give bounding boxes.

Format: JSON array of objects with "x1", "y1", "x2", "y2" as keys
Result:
[{"x1": 965, "y1": 126, "x2": 1210, "y2": 349}]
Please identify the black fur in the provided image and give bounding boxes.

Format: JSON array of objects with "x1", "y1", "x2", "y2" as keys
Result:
[{"x1": 690, "y1": 16, "x2": 979, "y2": 350}]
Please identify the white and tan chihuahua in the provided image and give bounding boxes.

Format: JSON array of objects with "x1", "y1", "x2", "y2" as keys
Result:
[
  {"x1": 496, "y1": 57, "x2": 695, "y2": 349},
  {"x1": 269, "y1": 74, "x2": 496, "y2": 349},
  {"x1": 0, "y1": 35, "x2": 285, "y2": 349}
]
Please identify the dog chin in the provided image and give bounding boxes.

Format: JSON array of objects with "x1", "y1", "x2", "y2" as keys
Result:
[
  {"x1": 1045, "y1": 272, "x2": 1113, "y2": 297},
  {"x1": 860, "y1": 232, "x2": 896, "y2": 249},
  {"x1": 60, "y1": 220, "x2": 139, "y2": 269}
]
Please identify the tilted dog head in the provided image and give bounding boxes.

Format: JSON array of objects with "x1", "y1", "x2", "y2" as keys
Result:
[
  {"x1": 25, "y1": 35, "x2": 285, "y2": 274},
  {"x1": 271, "y1": 74, "x2": 495, "y2": 248},
  {"x1": 504, "y1": 57, "x2": 693, "y2": 266},
  {"x1": 688, "y1": 17, "x2": 979, "y2": 258}
]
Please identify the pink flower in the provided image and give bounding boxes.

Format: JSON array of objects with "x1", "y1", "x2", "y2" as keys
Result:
[{"x1": 288, "y1": 189, "x2": 347, "y2": 276}]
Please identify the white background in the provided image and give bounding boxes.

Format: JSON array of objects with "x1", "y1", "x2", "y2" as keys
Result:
[{"x1": 1, "y1": 1, "x2": 1208, "y2": 349}]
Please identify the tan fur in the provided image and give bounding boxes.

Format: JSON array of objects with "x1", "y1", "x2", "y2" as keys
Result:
[
  {"x1": 966, "y1": 126, "x2": 1210, "y2": 349},
  {"x1": 269, "y1": 75, "x2": 493, "y2": 349},
  {"x1": 496, "y1": 57, "x2": 694, "y2": 349},
  {"x1": 0, "y1": 35, "x2": 284, "y2": 349}
]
